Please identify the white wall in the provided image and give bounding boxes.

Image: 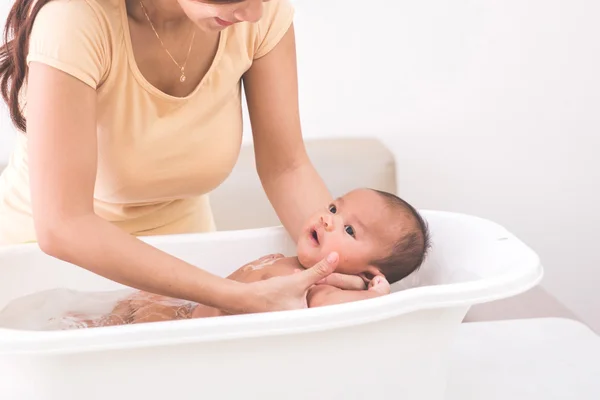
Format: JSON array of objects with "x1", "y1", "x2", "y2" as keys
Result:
[
  {"x1": 1, "y1": 1, "x2": 598, "y2": 330},
  {"x1": 0, "y1": 1, "x2": 15, "y2": 163},
  {"x1": 281, "y1": 0, "x2": 600, "y2": 331}
]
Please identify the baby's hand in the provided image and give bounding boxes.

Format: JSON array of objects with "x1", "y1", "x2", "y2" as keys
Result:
[{"x1": 368, "y1": 276, "x2": 391, "y2": 296}]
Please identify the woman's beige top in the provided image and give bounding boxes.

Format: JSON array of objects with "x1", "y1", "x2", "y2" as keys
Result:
[{"x1": 0, "y1": 0, "x2": 294, "y2": 245}]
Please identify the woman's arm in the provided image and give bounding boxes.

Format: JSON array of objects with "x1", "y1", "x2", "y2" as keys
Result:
[
  {"x1": 242, "y1": 25, "x2": 365, "y2": 291},
  {"x1": 307, "y1": 276, "x2": 391, "y2": 308},
  {"x1": 26, "y1": 62, "x2": 242, "y2": 309},
  {"x1": 243, "y1": 24, "x2": 332, "y2": 242},
  {"x1": 25, "y1": 62, "x2": 337, "y2": 314}
]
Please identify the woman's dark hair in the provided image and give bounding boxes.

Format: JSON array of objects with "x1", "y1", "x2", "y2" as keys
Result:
[
  {"x1": 0, "y1": 0, "x2": 245, "y2": 132},
  {"x1": 0, "y1": 0, "x2": 53, "y2": 132}
]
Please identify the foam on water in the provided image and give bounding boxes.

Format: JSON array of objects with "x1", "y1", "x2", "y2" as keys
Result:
[{"x1": 0, "y1": 288, "x2": 135, "y2": 331}]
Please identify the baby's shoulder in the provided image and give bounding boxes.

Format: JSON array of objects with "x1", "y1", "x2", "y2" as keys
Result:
[
  {"x1": 269, "y1": 256, "x2": 303, "y2": 270},
  {"x1": 259, "y1": 256, "x2": 303, "y2": 279}
]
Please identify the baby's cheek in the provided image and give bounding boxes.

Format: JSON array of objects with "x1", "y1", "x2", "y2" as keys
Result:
[
  {"x1": 297, "y1": 246, "x2": 317, "y2": 267},
  {"x1": 323, "y1": 239, "x2": 346, "y2": 260},
  {"x1": 296, "y1": 248, "x2": 310, "y2": 267}
]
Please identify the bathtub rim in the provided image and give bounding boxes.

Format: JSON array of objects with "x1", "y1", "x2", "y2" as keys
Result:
[{"x1": 0, "y1": 210, "x2": 544, "y2": 356}]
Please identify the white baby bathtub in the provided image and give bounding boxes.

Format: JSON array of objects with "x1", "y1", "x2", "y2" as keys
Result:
[{"x1": 0, "y1": 210, "x2": 542, "y2": 400}]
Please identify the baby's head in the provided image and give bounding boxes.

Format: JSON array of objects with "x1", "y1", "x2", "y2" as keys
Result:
[{"x1": 297, "y1": 188, "x2": 430, "y2": 284}]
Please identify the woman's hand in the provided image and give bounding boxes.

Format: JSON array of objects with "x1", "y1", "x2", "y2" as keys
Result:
[
  {"x1": 316, "y1": 273, "x2": 367, "y2": 291},
  {"x1": 307, "y1": 275, "x2": 391, "y2": 308},
  {"x1": 239, "y1": 252, "x2": 340, "y2": 313}
]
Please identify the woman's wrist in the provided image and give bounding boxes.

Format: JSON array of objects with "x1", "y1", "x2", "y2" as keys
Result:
[{"x1": 194, "y1": 277, "x2": 253, "y2": 315}]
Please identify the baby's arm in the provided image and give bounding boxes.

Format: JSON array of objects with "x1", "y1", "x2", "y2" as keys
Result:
[{"x1": 307, "y1": 276, "x2": 391, "y2": 308}]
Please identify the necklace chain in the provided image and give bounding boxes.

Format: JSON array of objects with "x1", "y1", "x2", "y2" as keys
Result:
[{"x1": 138, "y1": 0, "x2": 196, "y2": 83}]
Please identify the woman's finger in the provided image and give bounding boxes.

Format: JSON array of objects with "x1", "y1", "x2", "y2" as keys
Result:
[
  {"x1": 317, "y1": 273, "x2": 367, "y2": 290},
  {"x1": 296, "y1": 252, "x2": 339, "y2": 289}
]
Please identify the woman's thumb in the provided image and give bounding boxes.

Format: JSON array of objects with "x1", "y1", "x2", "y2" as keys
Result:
[{"x1": 301, "y1": 252, "x2": 339, "y2": 286}]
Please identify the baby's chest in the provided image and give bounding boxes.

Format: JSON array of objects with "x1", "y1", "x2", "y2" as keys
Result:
[
  {"x1": 227, "y1": 257, "x2": 304, "y2": 284},
  {"x1": 255, "y1": 262, "x2": 302, "y2": 281}
]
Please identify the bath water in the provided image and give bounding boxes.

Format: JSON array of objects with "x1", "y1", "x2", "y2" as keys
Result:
[{"x1": 0, "y1": 288, "x2": 135, "y2": 331}]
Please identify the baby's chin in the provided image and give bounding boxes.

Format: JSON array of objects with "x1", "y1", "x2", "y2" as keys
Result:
[
  {"x1": 296, "y1": 244, "x2": 320, "y2": 268},
  {"x1": 297, "y1": 244, "x2": 351, "y2": 273}
]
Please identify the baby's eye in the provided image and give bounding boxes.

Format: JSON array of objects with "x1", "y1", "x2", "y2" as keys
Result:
[
  {"x1": 345, "y1": 225, "x2": 355, "y2": 237},
  {"x1": 328, "y1": 204, "x2": 337, "y2": 214}
]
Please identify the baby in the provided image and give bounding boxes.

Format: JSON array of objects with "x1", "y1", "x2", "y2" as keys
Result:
[{"x1": 72, "y1": 188, "x2": 430, "y2": 328}]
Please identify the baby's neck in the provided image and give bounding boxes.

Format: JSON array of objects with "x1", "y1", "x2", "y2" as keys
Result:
[{"x1": 292, "y1": 256, "x2": 307, "y2": 269}]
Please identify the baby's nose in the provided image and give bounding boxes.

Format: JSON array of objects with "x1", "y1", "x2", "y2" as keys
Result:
[{"x1": 320, "y1": 214, "x2": 335, "y2": 231}]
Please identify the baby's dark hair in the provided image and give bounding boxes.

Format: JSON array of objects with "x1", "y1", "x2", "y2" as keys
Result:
[{"x1": 369, "y1": 189, "x2": 431, "y2": 284}]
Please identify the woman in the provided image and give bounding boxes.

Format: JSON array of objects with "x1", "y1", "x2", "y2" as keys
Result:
[{"x1": 0, "y1": 0, "x2": 364, "y2": 315}]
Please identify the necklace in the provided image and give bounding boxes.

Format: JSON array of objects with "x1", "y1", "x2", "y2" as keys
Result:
[{"x1": 138, "y1": 0, "x2": 196, "y2": 83}]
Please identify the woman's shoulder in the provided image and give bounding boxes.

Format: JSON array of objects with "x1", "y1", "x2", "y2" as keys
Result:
[
  {"x1": 227, "y1": 0, "x2": 295, "y2": 60},
  {"x1": 33, "y1": 0, "x2": 122, "y2": 37},
  {"x1": 35, "y1": 0, "x2": 121, "y2": 13},
  {"x1": 29, "y1": 0, "x2": 124, "y2": 89}
]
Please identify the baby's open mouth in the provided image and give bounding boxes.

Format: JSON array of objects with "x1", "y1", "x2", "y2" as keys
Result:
[{"x1": 311, "y1": 229, "x2": 320, "y2": 245}]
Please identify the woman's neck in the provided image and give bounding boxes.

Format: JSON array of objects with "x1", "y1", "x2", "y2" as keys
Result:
[{"x1": 127, "y1": 0, "x2": 190, "y2": 30}]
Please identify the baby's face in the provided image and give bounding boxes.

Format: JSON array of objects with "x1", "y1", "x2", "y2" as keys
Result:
[{"x1": 297, "y1": 189, "x2": 406, "y2": 281}]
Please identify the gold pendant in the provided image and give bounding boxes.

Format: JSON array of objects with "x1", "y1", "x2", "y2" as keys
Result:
[{"x1": 180, "y1": 67, "x2": 186, "y2": 83}]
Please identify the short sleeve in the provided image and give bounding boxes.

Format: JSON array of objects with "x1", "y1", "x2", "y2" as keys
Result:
[
  {"x1": 253, "y1": 0, "x2": 295, "y2": 59},
  {"x1": 27, "y1": 0, "x2": 111, "y2": 89}
]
